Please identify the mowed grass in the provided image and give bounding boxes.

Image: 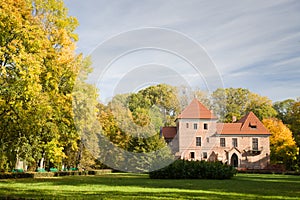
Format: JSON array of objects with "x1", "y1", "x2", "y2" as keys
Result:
[{"x1": 0, "y1": 173, "x2": 299, "y2": 199}]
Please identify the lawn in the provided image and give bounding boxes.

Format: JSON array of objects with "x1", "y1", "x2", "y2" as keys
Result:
[{"x1": 0, "y1": 173, "x2": 299, "y2": 199}]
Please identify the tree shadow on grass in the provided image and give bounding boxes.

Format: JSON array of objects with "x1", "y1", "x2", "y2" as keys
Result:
[
  {"x1": 0, "y1": 186, "x2": 276, "y2": 200},
  {"x1": 1, "y1": 173, "x2": 300, "y2": 199}
]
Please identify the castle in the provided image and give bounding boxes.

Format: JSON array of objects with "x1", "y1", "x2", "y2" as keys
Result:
[{"x1": 161, "y1": 99, "x2": 271, "y2": 169}]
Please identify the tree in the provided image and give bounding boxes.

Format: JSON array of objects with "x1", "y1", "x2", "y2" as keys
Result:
[
  {"x1": 0, "y1": 0, "x2": 83, "y2": 171},
  {"x1": 290, "y1": 101, "x2": 300, "y2": 165},
  {"x1": 176, "y1": 86, "x2": 211, "y2": 111},
  {"x1": 273, "y1": 99, "x2": 300, "y2": 166},
  {"x1": 72, "y1": 57, "x2": 100, "y2": 169},
  {"x1": 211, "y1": 88, "x2": 249, "y2": 122},
  {"x1": 97, "y1": 102, "x2": 129, "y2": 150},
  {"x1": 263, "y1": 118, "x2": 298, "y2": 170},
  {"x1": 128, "y1": 84, "x2": 180, "y2": 126},
  {"x1": 95, "y1": 85, "x2": 176, "y2": 172},
  {"x1": 290, "y1": 101, "x2": 300, "y2": 140},
  {"x1": 273, "y1": 99, "x2": 296, "y2": 124},
  {"x1": 211, "y1": 88, "x2": 277, "y2": 122},
  {"x1": 246, "y1": 93, "x2": 277, "y2": 121},
  {"x1": 0, "y1": 0, "x2": 52, "y2": 171},
  {"x1": 30, "y1": 0, "x2": 80, "y2": 169}
]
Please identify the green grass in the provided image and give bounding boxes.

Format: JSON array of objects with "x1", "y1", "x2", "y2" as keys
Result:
[{"x1": 0, "y1": 173, "x2": 299, "y2": 199}]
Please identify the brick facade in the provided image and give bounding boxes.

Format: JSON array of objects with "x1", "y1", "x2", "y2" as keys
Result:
[{"x1": 162, "y1": 99, "x2": 271, "y2": 169}]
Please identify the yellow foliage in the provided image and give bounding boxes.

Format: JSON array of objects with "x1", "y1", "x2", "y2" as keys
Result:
[
  {"x1": 263, "y1": 118, "x2": 297, "y2": 165},
  {"x1": 263, "y1": 118, "x2": 296, "y2": 147}
]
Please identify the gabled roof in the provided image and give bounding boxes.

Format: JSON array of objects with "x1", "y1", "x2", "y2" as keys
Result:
[
  {"x1": 217, "y1": 112, "x2": 270, "y2": 135},
  {"x1": 177, "y1": 99, "x2": 217, "y2": 119},
  {"x1": 161, "y1": 127, "x2": 177, "y2": 139}
]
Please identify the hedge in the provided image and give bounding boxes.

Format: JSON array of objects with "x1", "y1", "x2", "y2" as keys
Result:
[
  {"x1": 149, "y1": 160, "x2": 237, "y2": 179},
  {"x1": 0, "y1": 169, "x2": 112, "y2": 179}
]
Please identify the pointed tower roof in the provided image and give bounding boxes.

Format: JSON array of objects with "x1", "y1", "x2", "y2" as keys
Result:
[{"x1": 177, "y1": 99, "x2": 217, "y2": 119}]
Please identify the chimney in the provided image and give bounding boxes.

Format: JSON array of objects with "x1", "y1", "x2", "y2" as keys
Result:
[{"x1": 232, "y1": 116, "x2": 237, "y2": 123}]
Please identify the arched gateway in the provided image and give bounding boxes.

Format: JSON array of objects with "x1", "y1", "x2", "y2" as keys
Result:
[{"x1": 231, "y1": 153, "x2": 238, "y2": 168}]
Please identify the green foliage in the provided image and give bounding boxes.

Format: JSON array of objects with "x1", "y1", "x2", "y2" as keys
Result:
[
  {"x1": 149, "y1": 160, "x2": 237, "y2": 179},
  {"x1": 0, "y1": 170, "x2": 113, "y2": 179},
  {"x1": 290, "y1": 102, "x2": 300, "y2": 145},
  {"x1": 211, "y1": 88, "x2": 277, "y2": 122},
  {"x1": 128, "y1": 84, "x2": 180, "y2": 126},
  {"x1": 273, "y1": 99, "x2": 296, "y2": 124},
  {"x1": 0, "y1": 172, "x2": 34, "y2": 179},
  {"x1": 96, "y1": 85, "x2": 177, "y2": 172},
  {"x1": 126, "y1": 134, "x2": 174, "y2": 173},
  {"x1": 177, "y1": 86, "x2": 211, "y2": 112}
]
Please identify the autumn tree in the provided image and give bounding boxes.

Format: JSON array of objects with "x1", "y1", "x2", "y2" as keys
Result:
[
  {"x1": 263, "y1": 118, "x2": 298, "y2": 170},
  {"x1": 72, "y1": 57, "x2": 100, "y2": 169},
  {"x1": 29, "y1": 0, "x2": 81, "y2": 169},
  {"x1": 0, "y1": 0, "x2": 53, "y2": 171},
  {"x1": 0, "y1": 0, "x2": 87, "y2": 171},
  {"x1": 273, "y1": 99, "x2": 300, "y2": 166},
  {"x1": 94, "y1": 85, "x2": 176, "y2": 172}
]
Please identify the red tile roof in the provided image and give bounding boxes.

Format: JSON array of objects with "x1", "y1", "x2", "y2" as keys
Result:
[
  {"x1": 164, "y1": 99, "x2": 270, "y2": 137},
  {"x1": 217, "y1": 112, "x2": 270, "y2": 135},
  {"x1": 161, "y1": 127, "x2": 177, "y2": 139},
  {"x1": 177, "y1": 99, "x2": 217, "y2": 119}
]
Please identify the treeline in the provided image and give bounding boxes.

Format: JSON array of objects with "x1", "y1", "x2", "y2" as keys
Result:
[
  {"x1": 91, "y1": 85, "x2": 300, "y2": 171},
  {"x1": 1, "y1": 0, "x2": 299, "y2": 172}
]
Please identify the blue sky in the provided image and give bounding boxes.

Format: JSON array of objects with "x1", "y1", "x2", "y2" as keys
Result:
[{"x1": 65, "y1": 0, "x2": 300, "y2": 102}]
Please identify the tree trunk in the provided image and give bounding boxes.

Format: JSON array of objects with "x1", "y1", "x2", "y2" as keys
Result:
[
  {"x1": 39, "y1": 157, "x2": 44, "y2": 169},
  {"x1": 15, "y1": 155, "x2": 20, "y2": 169}
]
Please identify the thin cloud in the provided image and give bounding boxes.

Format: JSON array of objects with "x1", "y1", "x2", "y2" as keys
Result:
[{"x1": 65, "y1": 0, "x2": 300, "y2": 101}]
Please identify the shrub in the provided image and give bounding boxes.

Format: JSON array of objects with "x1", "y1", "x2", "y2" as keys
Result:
[
  {"x1": 88, "y1": 169, "x2": 112, "y2": 175},
  {"x1": 36, "y1": 168, "x2": 46, "y2": 172},
  {"x1": 0, "y1": 172, "x2": 33, "y2": 179},
  {"x1": 149, "y1": 160, "x2": 237, "y2": 179},
  {"x1": 50, "y1": 168, "x2": 58, "y2": 172},
  {"x1": 0, "y1": 169, "x2": 114, "y2": 179},
  {"x1": 31, "y1": 172, "x2": 54, "y2": 178},
  {"x1": 12, "y1": 169, "x2": 24, "y2": 173}
]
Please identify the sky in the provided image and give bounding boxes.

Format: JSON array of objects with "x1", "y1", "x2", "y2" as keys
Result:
[{"x1": 65, "y1": 0, "x2": 300, "y2": 103}]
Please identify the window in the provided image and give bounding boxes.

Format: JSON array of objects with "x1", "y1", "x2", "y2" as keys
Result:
[
  {"x1": 250, "y1": 125, "x2": 257, "y2": 129},
  {"x1": 190, "y1": 152, "x2": 195, "y2": 159},
  {"x1": 194, "y1": 123, "x2": 198, "y2": 130},
  {"x1": 220, "y1": 138, "x2": 226, "y2": 147},
  {"x1": 206, "y1": 137, "x2": 209, "y2": 143},
  {"x1": 232, "y1": 138, "x2": 238, "y2": 148},
  {"x1": 186, "y1": 123, "x2": 189, "y2": 128},
  {"x1": 196, "y1": 137, "x2": 201, "y2": 146},
  {"x1": 249, "y1": 122, "x2": 257, "y2": 129},
  {"x1": 203, "y1": 152, "x2": 207, "y2": 159},
  {"x1": 252, "y1": 138, "x2": 258, "y2": 151},
  {"x1": 204, "y1": 123, "x2": 208, "y2": 130}
]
